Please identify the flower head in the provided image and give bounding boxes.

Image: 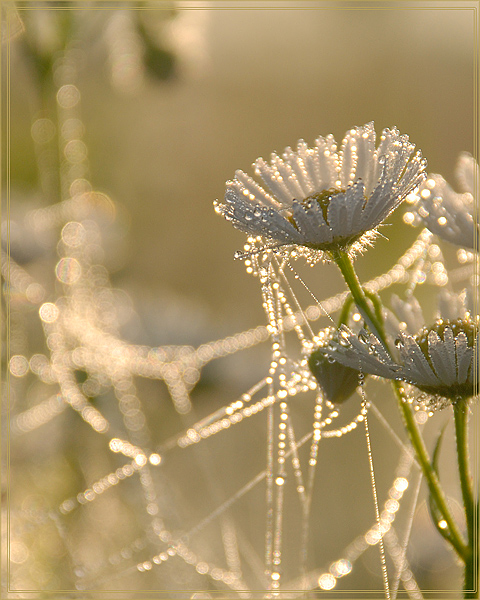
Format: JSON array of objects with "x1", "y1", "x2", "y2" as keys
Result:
[
  {"x1": 405, "y1": 152, "x2": 479, "y2": 249},
  {"x1": 215, "y1": 122, "x2": 426, "y2": 260},
  {"x1": 324, "y1": 291, "x2": 479, "y2": 408}
]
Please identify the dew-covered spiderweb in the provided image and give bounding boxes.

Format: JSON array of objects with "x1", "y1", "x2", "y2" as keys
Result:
[
  {"x1": 4, "y1": 11, "x2": 478, "y2": 598},
  {"x1": 6, "y1": 187, "x2": 475, "y2": 597}
]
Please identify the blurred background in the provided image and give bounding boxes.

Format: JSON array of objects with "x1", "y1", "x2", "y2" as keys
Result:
[
  {"x1": 9, "y1": 0, "x2": 475, "y2": 333},
  {"x1": 4, "y1": 1, "x2": 477, "y2": 596}
]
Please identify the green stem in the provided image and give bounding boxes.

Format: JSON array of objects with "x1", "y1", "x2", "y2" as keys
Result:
[
  {"x1": 332, "y1": 249, "x2": 468, "y2": 563},
  {"x1": 331, "y1": 249, "x2": 387, "y2": 346},
  {"x1": 393, "y1": 383, "x2": 468, "y2": 561},
  {"x1": 454, "y1": 402, "x2": 478, "y2": 598}
]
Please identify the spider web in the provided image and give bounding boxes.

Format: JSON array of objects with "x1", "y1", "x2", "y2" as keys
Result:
[
  {"x1": 4, "y1": 23, "x2": 475, "y2": 599},
  {"x1": 5, "y1": 192, "x2": 469, "y2": 597}
]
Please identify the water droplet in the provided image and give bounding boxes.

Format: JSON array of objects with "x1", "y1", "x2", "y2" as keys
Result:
[{"x1": 55, "y1": 257, "x2": 82, "y2": 284}]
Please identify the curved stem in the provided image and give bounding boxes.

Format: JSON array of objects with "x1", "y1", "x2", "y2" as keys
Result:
[
  {"x1": 332, "y1": 249, "x2": 468, "y2": 563},
  {"x1": 331, "y1": 249, "x2": 387, "y2": 346}
]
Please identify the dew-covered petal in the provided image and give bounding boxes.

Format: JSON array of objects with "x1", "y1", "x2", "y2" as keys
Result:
[
  {"x1": 365, "y1": 330, "x2": 394, "y2": 365},
  {"x1": 371, "y1": 127, "x2": 398, "y2": 185},
  {"x1": 414, "y1": 168, "x2": 477, "y2": 249},
  {"x1": 233, "y1": 171, "x2": 280, "y2": 209},
  {"x1": 388, "y1": 135, "x2": 416, "y2": 183},
  {"x1": 353, "y1": 122, "x2": 377, "y2": 195},
  {"x1": 291, "y1": 201, "x2": 327, "y2": 244},
  {"x1": 282, "y1": 146, "x2": 314, "y2": 196},
  {"x1": 300, "y1": 199, "x2": 333, "y2": 244},
  {"x1": 327, "y1": 181, "x2": 365, "y2": 239},
  {"x1": 270, "y1": 153, "x2": 305, "y2": 199},
  {"x1": 427, "y1": 330, "x2": 457, "y2": 386},
  {"x1": 254, "y1": 157, "x2": 295, "y2": 206},
  {"x1": 359, "y1": 161, "x2": 395, "y2": 228},
  {"x1": 339, "y1": 127, "x2": 360, "y2": 188},
  {"x1": 327, "y1": 327, "x2": 399, "y2": 378},
  {"x1": 219, "y1": 189, "x2": 303, "y2": 243},
  {"x1": 313, "y1": 134, "x2": 339, "y2": 190},
  {"x1": 397, "y1": 335, "x2": 442, "y2": 387},
  {"x1": 455, "y1": 332, "x2": 473, "y2": 385},
  {"x1": 294, "y1": 140, "x2": 322, "y2": 191}
]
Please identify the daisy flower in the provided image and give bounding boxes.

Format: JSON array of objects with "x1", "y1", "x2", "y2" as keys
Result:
[
  {"x1": 215, "y1": 122, "x2": 426, "y2": 260},
  {"x1": 323, "y1": 290, "x2": 478, "y2": 407},
  {"x1": 405, "y1": 152, "x2": 479, "y2": 250}
]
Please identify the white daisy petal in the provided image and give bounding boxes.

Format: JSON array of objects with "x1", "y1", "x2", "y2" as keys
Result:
[
  {"x1": 313, "y1": 135, "x2": 339, "y2": 190},
  {"x1": 327, "y1": 190, "x2": 352, "y2": 239},
  {"x1": 398, "y1": 336, "x2": 442, "y2": 387},
  {"x1": 339, "y1": 127, "x2": 360, "y2": 188},
  {"x1": 327, "y1": 327, "x2": 399, "y2": 378},
  {"x1": 353, "y1": 121, "x2": 377, "y2": 194},
  {"x1": 282, "y1": 146, "x2": 314, "y2": 196},
  {"x1": 233, "y1": 170, "x2": 280, "y2": 209},
  {"x1": 328, "y1": 181, "x2": 365, "y2": 239},
  {"x1": 359, "y1": 164, "x2": 395, "y2": 228},
  {"x1": 270, "y1": 153, "x2": 305, "y2": 199},
  {"x1": 292, "y1": 201, "x2": 325, "y2": 243},
  {"x1": 455, "y1": 332, "x2": 473, "y2": 385},
  {"x1": 411, "y1": 154, "x2": 478, "y2": 249},
  {"x1": 372, "y1": 127, "x2": 397, "y2": 184},
  {"x1": 295, "y1": 140, "x2": 323, "y2": 190},
  {"x1": 330, "y1": 341, "x2": 396, "y2": 378},
  {"x1": 219, "y1": 189, "x2": 303, "y2": 243},
  {"x1": 427, "y1": 329, "x2": 457, "y2": 386},
  {"x1": 303, "y1": 199, "x2": 333, "y2": 244},
  {"x1": 254, "y1": 157, "x2": 294, "y2": 206}
]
